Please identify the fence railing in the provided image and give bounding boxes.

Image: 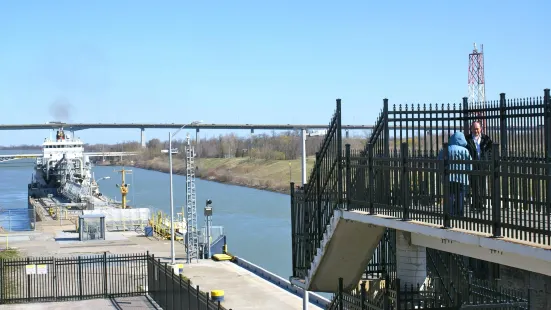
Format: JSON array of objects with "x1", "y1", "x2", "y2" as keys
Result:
[
  {"x1": 329, "y1": 276, "x2": 529, "y2": 310},
  {"x1": 0, "y1": 252, "x2": 229, "y2": 310},
  {"x1": 368, "y1": 89, "x2": 551, "y2": 159},
  {"x1": 348, "y1": 141, "x2": 551, "y2": 245},
  {"x1": 291, "y1": 90, "x2": 548, "y2": 308},
  {"x1": 0, "y1": 252, "x2": 147, "y2": 304},
  {"x1": 291, "y1": 99, "x2": 343, "y2": 279},
  {"x1": 147, "y1": 255, "x2": 228, "y2": 310}
]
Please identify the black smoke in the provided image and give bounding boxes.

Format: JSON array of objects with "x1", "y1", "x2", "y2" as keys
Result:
[{"x1": 48, "y1": 97, "x2": 74, "y2": 122}]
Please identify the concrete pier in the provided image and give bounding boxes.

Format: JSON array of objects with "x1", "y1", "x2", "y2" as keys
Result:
[{"x1": 3, "y1": 222, "x2": 321, "y2": 309}]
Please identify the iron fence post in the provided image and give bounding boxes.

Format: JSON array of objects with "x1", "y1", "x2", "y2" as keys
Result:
[
  {"x1": 196, "y1": 285, "x2": 200, "y2": 309},
  {"x1": 53, "y1": 257, "x2": 57, "y2": 301},
  {"x1": 315, "y1": 152, "x2": 322, "y2": 246},
  {"x1": 545, "y1": 89, "x2": 551, "y2": 215},
  {"x1": 188, "y1": 279, "x2": 191, "y2": 310},
  {"x1": 345, "y1": 144, "x2": 351, "y2": 211},
  {"x1": 383, "y1": 275, "x2": 390, "y2": 310},
  {"x1": 78, "y1": 256, "x2": 83, "y2": 300},
  {"x1": 395, "y1": 278, "x2": 401, "y2": 310},
  {"x1": 401, "y1": 143, "x2": 410, "y2": 220},
  {"x1": 545, "y1": 89, "x2": 551, "y2": 161},
  {"x1": 442, "y1": 143, "x2": 451, "y2": 228},
  {"x1": 368, "y1": 143, "x2": 375, "y2": 214},
  {"x1": 26, "y1": 257, "x2": 30, "y2": 301},
  {"x1": 290, "y1": 182, "x2": 297, "y2": 277},
  {"x1": 462, "y1": 97, "x2": 469, "y2": 134},
  {"x1": 383, "y1": 99, "x2": 389, "y2": 157},
  {"x1": 103, "y1": 252, "x2": 108, "y2": 298},
  {"x1": 337, "y1": 99, "x2": 343, "y2": 208},
  {"x1": 338, "y1": 277, "x2": 343, "y2": 310},
  {"x1": 360, "y1": 281, "x2": 367, "y2": 310},
  {"x1": 178, "y1": 275, "x2": 183, "y2": 309},
  {"x1": 499, "y1": 93, "x2": 509, "y2": 211},
  {"x1": 0, "y1": 259, "x2": 3, "y2": 304},
  {"x1": 383, "y1": 99, "x2": 390, "y2": 212},
  {"x1": 492, "y1": 143, "x2": 502, "y2": 238},
  {"x1": 161, "y1": 261, "x2": 167, "y2": 308}
]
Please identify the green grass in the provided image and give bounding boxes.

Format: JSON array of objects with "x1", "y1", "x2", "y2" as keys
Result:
[
  {"x1": 0, "y1": 249, "x2": 19, "y2": 260},
  {"x1": 0, "y1": 249, "x2": 20, "y2": 298}
]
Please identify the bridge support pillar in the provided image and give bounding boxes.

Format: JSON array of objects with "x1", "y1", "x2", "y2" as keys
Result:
[
  {"x1": 396, "y1": 231, "x2": 427, "y2": 289},
  {"x1": 249, "y1": 129, "x2": 254, "y2": 156},
  {"x1": 301, "y1": 129, "x2": 307, "y2": 185},
  {"x1": 140, "y1": 128, "x2": 146, "y2": 148},
  {"x1": 196, "y1": 128, "x2": 200, "y2": 157}
]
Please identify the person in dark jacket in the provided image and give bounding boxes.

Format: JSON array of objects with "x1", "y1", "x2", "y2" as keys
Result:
[
  {"x1": 465, "y1": 121, "x2": 493, "y2": 160},
  {"x1": 465, "y1": 121, "x2": 493, "y2": 211},
  {"x1": 438, "y1": 132, "x2": 472, "y2": 216}
]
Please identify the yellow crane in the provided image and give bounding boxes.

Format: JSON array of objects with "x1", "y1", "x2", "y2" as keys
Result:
[{"x1": 115, "y1": 168, "x2": 132, "y2": 209}]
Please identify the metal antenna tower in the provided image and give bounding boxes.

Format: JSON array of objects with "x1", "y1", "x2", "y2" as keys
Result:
[
  {"x1": 185, "y1": 133, "x2": 199, "y2": 263},
  {"x1": 468, "y1": 43, "x2": 486, "y2": 128}
]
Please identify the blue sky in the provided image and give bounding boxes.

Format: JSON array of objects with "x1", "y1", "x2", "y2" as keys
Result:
[{"x1": 0, "y1": 0, "x2": 549, "y2": 145}]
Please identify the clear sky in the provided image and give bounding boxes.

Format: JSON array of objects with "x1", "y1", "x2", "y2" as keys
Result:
[{"x1": 0, "y1": 0, "x2": 549, "y2": 145}]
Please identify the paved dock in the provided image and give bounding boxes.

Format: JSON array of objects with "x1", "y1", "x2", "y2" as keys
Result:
[
  {"x1": 2, "y1": 222, "x2": 320, "y2": 310},
  {"x1": 180, "y1": 259, "x2": 316, "y2": 310},
  {"x1": 1, "y1": 296, "x2": 158, "y2": 309}
]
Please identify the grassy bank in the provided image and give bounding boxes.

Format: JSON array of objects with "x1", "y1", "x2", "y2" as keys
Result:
[
  {"x1": 0, "y1": 249, "x2": 19, "y2": 260},
  {"x1": 132, "y1": 156, "x2": 316, "y2": 193}
]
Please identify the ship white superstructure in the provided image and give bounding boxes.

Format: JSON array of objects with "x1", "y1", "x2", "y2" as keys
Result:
[{"x1": 28, "y1": 128, "x2": 109, "y2": 208}]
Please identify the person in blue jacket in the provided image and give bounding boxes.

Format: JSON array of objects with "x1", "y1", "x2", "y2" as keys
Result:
[{"x1": 437, "y1": 132, "x2": 473, "y2": 216}]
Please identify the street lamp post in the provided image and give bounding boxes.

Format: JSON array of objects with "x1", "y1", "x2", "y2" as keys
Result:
[{"x1": 162, "y1": 120, "x2": 202, "y2": 265}]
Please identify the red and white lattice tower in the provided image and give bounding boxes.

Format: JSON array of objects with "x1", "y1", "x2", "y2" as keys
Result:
[{"x1": 468, "y1": 43, "x2": 486, "y2": 129}]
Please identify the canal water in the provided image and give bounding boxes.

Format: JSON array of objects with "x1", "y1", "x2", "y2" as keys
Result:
[{"x1": 0, "y1": 149, "x2": 294, "y2": 281}]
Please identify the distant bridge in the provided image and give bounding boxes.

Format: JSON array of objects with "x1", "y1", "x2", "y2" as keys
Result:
[
  {"x1": 0, "y1": 152, "x2": 138, "y2": 163},
  {"x1": 0, "y1": 123, "x2": 373, "y2": 131},
  {"x1": 0, "y1": 122, "x2": 375, "y2": 148}
]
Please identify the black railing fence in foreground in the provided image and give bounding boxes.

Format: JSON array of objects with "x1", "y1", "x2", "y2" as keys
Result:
[
  {"x1": 291, "y1": 89, "x2": 551, "y2": 278},
  {"x1": 147, "y1": 255, "x2": 228, "y2": 310},
  {"x1": 291, "y1": 99, "x2": 343, "y2": 280},
  {"x1": 0, "y1": 252, "x2": 229, "y2": 310},
  {"x1": 329, "y1": 276, "x2": 529, "y2": 310},
  {"x1": 348, "y1": 141, "x2": 551, "y2": 245},
  {"x1": 0, "y1": 252, "x2": 147, "y2": 304},
  {"x1": 371, "y1": 89, "x2": 551, "y2": 161}
]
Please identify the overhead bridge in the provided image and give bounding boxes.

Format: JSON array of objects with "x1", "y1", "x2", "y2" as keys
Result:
[{"x1": 0, "y1": 152, "x2": 138, "y2": 163}]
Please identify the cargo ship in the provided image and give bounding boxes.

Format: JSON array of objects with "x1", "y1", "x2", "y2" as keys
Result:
[{"x1": 27, "y1": 127, "x2": 114, "y2": 210}]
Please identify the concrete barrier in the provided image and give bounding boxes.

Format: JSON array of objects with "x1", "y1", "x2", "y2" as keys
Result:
[{"x1": 233, "y1": 256, "x2": 330, "y2": 309}]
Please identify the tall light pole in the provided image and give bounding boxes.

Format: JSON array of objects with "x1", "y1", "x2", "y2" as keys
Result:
[{"x1": 162, "y1": 120, "x2": 202, "y2": 265}]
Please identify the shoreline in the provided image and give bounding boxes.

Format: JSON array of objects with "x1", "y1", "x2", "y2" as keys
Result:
[{"x1": 95, "y1": 157, "x2": 307, "y2": 195}]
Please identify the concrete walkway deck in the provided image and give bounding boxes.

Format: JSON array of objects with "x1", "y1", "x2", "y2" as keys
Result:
[
  {"x1": 3, "y1": 222, "x2": 320, "y2": 310},
  {"x1": 1, "y1": 296, "x2": 158, "y2": 309},
  {"x1": 180, "y1": 259, "x2": 319, "y2": 310}
]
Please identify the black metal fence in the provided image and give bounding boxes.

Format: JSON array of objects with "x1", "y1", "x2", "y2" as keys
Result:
[
  {"x1": 346, "y1": 89, "x2": 551, "y2": 243},
  {"x1": 291, "y1": 90, "x2": 551, "y2": 278},
  {"x1": 328, "y1": 276, "x2": 528, "y2": 310},
  {"x1": 363, "y1": 229, "x2": 396, "y2": 282},
  {"x1": 147, "y1": 255, "x2": 228, "y2": 310},
  {"x1": 291, "y1": 98, "x2": 343, "y2": 280},
  {"x1": 0, "y1": 252, "x2": 229, "y2": 310},
  {"x1": 372, "y1": 89, "x2": 551, "y2": 160},
  {"x1": 291, "y1": 89, "x2": 549, "y2": 308},
  {"x1": 0, "y1": 252, "x2": 147, "y2": 304}
]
